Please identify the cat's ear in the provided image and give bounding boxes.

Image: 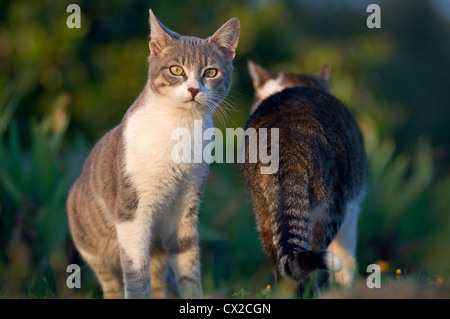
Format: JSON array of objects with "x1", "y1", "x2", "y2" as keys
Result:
[
  {"x1": 208, "y1": 18, "x2": 240, "y2": 63},
  {"x1": 149, "y1": 9, "x2": 180, "y2": 56},
  {"x1": 248, "y1": 60, "x2": 273, "y2": 87},
  {"x1": 316, "y1": 65, "x2": 330, "y2": 81}
]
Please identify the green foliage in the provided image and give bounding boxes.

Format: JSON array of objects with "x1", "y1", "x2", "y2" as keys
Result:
[
  {"x1": 0, "y1": 0, "x2": 449, "y2": 298},
  {"x1": 231, "y1": 288, "x2": 251, "y2": 299},
  {"x1": 359, "y1": 133, "x2": 450, "y2": 275},
  {"x1": 0, "y1": 88, "x2": 89, "y2": 297}
]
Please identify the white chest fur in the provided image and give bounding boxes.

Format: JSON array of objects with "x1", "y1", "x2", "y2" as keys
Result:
[{"x1": 123, "y1": 93, "x2": 212, "y2": 200}]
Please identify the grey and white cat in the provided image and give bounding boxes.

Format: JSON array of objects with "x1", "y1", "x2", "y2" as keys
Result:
[
  {"x1": 241, "y1": 61, "x2": 366, "y2": 296},
  {"x1": 67, "y1": 10, "x2": 240, "y2": 299}
]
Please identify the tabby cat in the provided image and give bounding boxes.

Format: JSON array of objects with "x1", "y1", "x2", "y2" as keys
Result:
[
  {"x1": 67, "y1": 10, "x2": 240, "y2": 299},
  {"x1": 241, "y1": 60, "x2": 366, "y2": 296}
]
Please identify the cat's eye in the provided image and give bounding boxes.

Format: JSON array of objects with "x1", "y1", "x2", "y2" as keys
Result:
[
  {"x1": 169, "y1": 65, "x2": 185, "y2": 76},
  {"x1": 204, "y1": 68, "x2": 218, "y2": 78}
]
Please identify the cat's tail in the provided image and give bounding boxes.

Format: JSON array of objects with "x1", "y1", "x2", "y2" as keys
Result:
[
  {"x1": 281, "y1": 250, "x2": 343, "y2": 281},
  {"x1": 272, "y1": 154, "x2": 343, "y2": 280}
]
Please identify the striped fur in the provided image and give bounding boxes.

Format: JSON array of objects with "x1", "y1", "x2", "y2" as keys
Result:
[
  {"x1": 67, "y1": 10, "x2": 240, "y2": 299},
  {"x1": 242, "y1": 61, "x2": 366, "y2": 296}
]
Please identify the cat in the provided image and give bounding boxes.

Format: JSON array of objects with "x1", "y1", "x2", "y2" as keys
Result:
[
  {"x1": 67, "y1": 10, "x2": 240, "y2": 299},
  {"x1": 241, "y1": 60, "x2": 366, "y2": 296}
]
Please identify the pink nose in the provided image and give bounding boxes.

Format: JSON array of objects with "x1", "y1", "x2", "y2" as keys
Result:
[{"x1": 188, "y1": 87, "x2": 199, "y2": 98}]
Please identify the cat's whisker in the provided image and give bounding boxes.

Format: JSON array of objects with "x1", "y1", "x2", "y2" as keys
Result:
[
  {"x1": 208, "y1": 97, "x2": 238, "y2": 127},
  {"x1": 211, "y1": 102, "x2": 229, "y2": 127},
  {"x1": 212, "y1": 105, "x2": 229, "y2": 127},
  {"x1": 209, "y1": 93, "x2": 238, "y2": 111},
  {"x1": 228, "y1": 88, "x2": 249, "y2": 98}
]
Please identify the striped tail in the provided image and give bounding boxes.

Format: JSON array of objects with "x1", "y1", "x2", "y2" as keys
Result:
[
  {"x1": 281, "y1": 250, "x2": 343, "y2": 281},
  {"x1": 271, "y1": 159, "x2": 342, "y2": 281}
]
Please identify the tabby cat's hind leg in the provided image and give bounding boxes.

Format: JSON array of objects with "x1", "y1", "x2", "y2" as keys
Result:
[
  {"x1": 327, "y1": 194, "x2": 363, "y2": 287},
  {"x1": 80, "y1": 249, "x2": 124, "y2": 299}
]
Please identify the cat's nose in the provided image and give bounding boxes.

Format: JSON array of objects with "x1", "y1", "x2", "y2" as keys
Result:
[{"x1": 188, "y1": 87, "x2": 200, "y2": 98}]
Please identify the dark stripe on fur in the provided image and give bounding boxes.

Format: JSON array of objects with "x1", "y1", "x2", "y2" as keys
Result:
[
  {"x1": 164, "y1": 235, "x2": 197, "y2": 255},
  {"x1": 116, "y1": 177, "x2": 139, "y2": 222}
]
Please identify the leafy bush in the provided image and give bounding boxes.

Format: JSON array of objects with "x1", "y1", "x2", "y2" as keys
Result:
[{"x1": 0, "y1": 88, "x2": 90, "y2": 297}]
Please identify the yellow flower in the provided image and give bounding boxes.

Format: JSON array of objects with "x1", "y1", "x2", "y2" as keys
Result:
[
  {"x1": 377, "y1": 260, "x2": 390, "y2": 273},
  {"x1": 435, "y1": 277, "x2": 444, "y2": 285},
  {"x1": 396, "y1": 268, "x2": 402, "y2": 276}
]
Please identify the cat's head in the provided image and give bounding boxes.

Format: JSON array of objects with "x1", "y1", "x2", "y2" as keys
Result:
[
  {"x1": 247, "y1": 60, "x2": 330, "y2": 112},
  {"x1": 147, "y1": 10, "x2": 240, "y2": 113}
]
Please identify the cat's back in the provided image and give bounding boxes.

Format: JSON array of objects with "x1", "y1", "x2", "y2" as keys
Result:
[
  {"x1": 244, "y1": 86, "x2": 365, "y2": 199},
  {"x1": 66, "y1": 124, "x2": 124, "y2": 254},
  {"x1": 247, "y1": 87, "x2": 353, "y2": 132},
  {"x1": 68, "y1": 125, "x2": 123, "y2": 219},
  {"x1": 78, "y1": 125, "x2": 123, "y2": 187},
  {"x1": 247, "y1": 87, "x2": 363, "y2": 155}
]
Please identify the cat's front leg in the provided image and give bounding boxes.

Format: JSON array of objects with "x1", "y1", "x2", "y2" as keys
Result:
[
  {"x1": 116, "y1": 210, "x2": 153, "y2": 299},
  {"x1": 163, "y1": 197, "x2": 203, "y2": 298}
]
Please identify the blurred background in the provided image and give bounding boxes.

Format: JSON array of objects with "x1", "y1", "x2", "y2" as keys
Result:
[{"x1": 0, "y1": 0, "x2": 449, "y2": 298}]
